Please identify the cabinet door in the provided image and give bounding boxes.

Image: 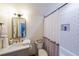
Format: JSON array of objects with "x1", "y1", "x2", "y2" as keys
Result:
[{"x1": 0, "y1": 40, "x2": 2, "y2": 49}]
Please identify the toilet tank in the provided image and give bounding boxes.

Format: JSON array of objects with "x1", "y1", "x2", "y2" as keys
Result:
[
  {"x1": 35, "y1": 39, "x2": 44, "y2": 49},
  {"x1": 37, "y1": 42, "x2": 43, "y2": 49}
]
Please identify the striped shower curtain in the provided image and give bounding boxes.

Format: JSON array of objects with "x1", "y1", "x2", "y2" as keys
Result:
[{"x1": 43, "y1": 37, "x2": 59, "y2": 56}]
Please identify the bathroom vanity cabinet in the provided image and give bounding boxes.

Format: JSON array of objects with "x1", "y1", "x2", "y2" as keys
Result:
[
  {"x1": 0, "y1": 46, "x2": 37, "y2": 56},
  {"x1": 1, "y1": 48, "x2": 30, "y2": 56},
  {"x1": 0, "y1": 44, "x2": 31, "y2": 56},
  {"x1": 0, "y1": 39, "x2": 3, "y2": 49},
  {"x1": 0, "y1": 40, "x2": 38, "y2": 56}
]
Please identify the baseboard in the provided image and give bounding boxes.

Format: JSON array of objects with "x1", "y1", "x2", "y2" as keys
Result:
[{"x1": 59, "y1": 46, "x2": 76, "y2": 56}]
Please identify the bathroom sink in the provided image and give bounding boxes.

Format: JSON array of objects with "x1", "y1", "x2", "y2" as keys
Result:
[
  {"x1": 10, "y1": 39, "x2": 30, "y2": 48},
  {"x1": 0, "y1": 39, "x2": 31, "y2": 55},
  {"x1": 10, "y1": 43, "x2": 29, "y2": 48}
]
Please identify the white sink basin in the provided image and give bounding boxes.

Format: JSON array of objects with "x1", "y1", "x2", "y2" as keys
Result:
[
  {"x1": 10, "y1": 39, "x2": 30, "y2": 48},
  {"x1": 0, "y1": 39, "x2": 31, "y2": 55}
]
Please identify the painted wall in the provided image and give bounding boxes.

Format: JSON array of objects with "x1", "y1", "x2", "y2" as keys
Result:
[
  {"x1": 59, "y1": 4, "x2": 79, "y2": 56},
  {"x1": 44, "y1": 3, "x2": 79, "y2": 56},
  {"x1": 27, "y1": 15, "x2": 44, "y2": 42},
  {"x1": 0, "y1": 4, "x2": 44, "y2": 48}
]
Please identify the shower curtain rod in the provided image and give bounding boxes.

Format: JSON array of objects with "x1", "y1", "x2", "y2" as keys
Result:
[{"x1": 44, "y1": 3, "x2": 68, "y2": 18}]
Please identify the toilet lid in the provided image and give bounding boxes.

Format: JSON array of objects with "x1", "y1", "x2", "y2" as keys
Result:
[{"x1": 38, "y1": 49, "x2": 48, "y2": 56}]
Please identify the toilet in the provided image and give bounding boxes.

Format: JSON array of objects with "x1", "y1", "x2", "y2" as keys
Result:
[
  {"x1": 38, "y1": 49, "x2": 48, "y2": 56},
  {"x1": 35, "y1": 40, "x2": 48, "y2": 56}
]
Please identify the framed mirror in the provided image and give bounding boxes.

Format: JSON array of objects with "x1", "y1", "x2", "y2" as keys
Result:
[
  {"x1": 18, "y1": 18, "x2": 26, "y2": 38},
  {"x1": 12, "y1": 14, "x2": 26, "y2": 39}
]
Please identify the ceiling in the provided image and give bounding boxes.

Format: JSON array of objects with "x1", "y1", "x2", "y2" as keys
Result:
[{"x1": 0, "y1": 3, "x2": 65, "y2": 16}]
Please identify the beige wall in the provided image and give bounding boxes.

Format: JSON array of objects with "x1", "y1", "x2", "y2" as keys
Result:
[
  {"x1": 27, "y1": 15, "x2": 44, "y2": 42},
  {"x1": 0, "y1": 4, "x2": 44, "y2": 47}
]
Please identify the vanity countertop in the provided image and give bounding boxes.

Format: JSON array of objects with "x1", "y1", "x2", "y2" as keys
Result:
[{"x1": 0, "y1": 39, "x2": 31, "y2": 55}]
